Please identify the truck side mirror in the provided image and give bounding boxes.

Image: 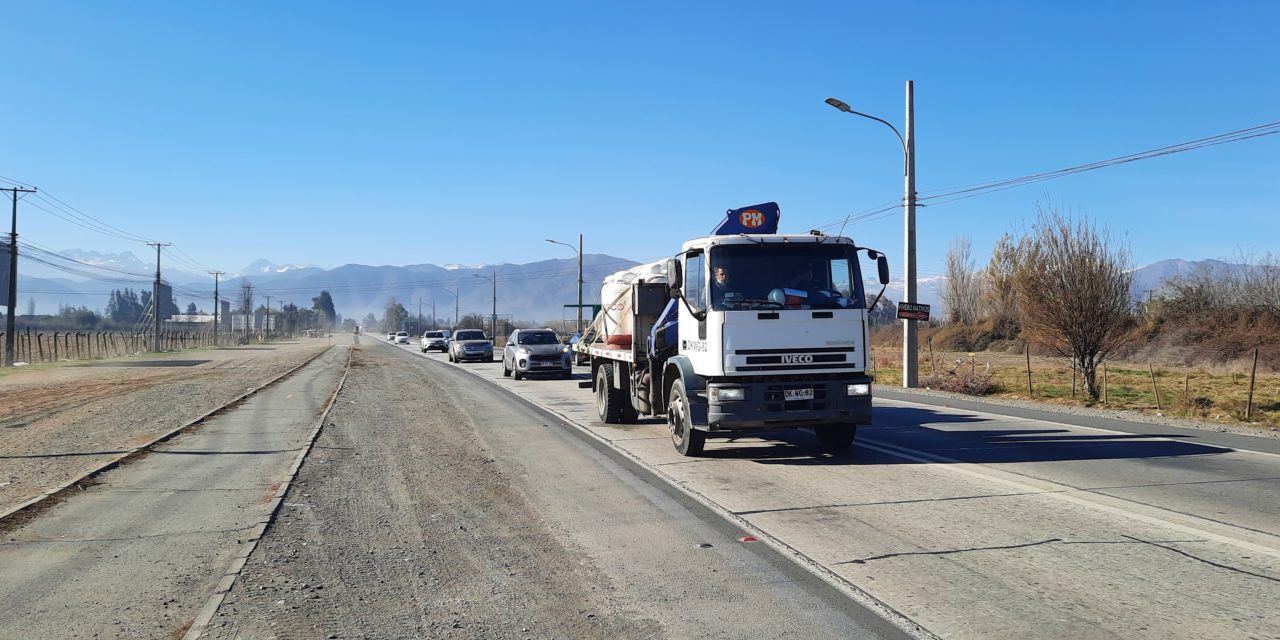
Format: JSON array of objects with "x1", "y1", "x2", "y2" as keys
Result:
[
  {"x1": 877, "y1": 254, "x2": 890, "y2": 285},
  {"x1": 667, "y1": 258, "x2": 683, "y2": 298}
]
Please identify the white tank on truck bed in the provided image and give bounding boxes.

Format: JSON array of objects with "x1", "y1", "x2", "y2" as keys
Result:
[{"x1": 600, "y1": 260, "x2": 667, "y2": 342}]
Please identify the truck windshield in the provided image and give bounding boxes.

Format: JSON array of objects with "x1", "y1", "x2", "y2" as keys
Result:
[{"x1": 709, "y1": 243, "x2": 866, "y2": 311}]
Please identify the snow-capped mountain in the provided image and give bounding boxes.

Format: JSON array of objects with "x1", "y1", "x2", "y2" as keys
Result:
[{"x1": 231, "y1": 259, "x2": 320, "y2": 278}]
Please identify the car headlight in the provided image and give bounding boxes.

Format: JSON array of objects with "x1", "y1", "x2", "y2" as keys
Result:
[
  {"x1": 846, "y1": 383, "x2": 871, "y2": 396},
  {"x1": 517, "y1": 347, "x2": 531, "y2": 356},
  {"x1": 709, "y1": 386, "x2": 746, "y2": 402}
]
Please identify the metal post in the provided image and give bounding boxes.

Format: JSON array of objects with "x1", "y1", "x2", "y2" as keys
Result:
[
  {"x1": 264, "y1": 295, "x2": 272, "y2": 340},
  {"x1": 902, "y1": 80, "x2": 918, "y2": 388},
  {"x1": 491, "y1": 268, "x2": 497, "y2": 339}
]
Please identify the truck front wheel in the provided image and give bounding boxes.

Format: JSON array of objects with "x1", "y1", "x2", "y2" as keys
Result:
[
  {"x1": 668, "y1": 380, "x2": 705, "y2": 456},
  {"x1": 815, "y1": 424, "x2": 857, "y2": 453},
  {"x1": 596, "y1": 364, "x2": 625, "y2": 423}
]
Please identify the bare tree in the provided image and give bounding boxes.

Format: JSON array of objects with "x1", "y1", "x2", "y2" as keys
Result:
[
  {"x1": 981, "y1": 233, "x2": 1020, "y2": 335},
  {"x1": 1012, "y1": 206, "x2": 1133, "y2": 401},
  {"x1": 942, "y1": 236, "x2": 980, "y2": 324}
]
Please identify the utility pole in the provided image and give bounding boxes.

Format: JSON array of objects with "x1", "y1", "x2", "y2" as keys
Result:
[
  {"x1": 418, "y1": 298, "x2": 423, "y2": 335},
  {"x1": 432, "y1": 299, "x2": 436, "y2": 330},
  {"x1": 902, "y1": 80, "x2": 919, "y2": 389},
  {"x1": 491, "y1": 269, "x2": 497, "y2": 339},
  {"x1": 148, "y1": 242, "x2": 171, "y2": 353},
  {"x1": 210, "y1": 271, "x2": 224, "y2": 346},
  {"x1": 576, "y1": 233, "x2": 583, "y2": 335},
  {"x1": 4, "y1": 186, "x2": 36, "y2": 367},
  {"x1": 264, "y1": 295, "x2": 272, "y2": 340},
  {"x1": 444, "y1": 287, "x2": 459, "y2": 327}
]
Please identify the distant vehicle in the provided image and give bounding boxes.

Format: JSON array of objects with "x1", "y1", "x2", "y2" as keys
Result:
[
  {"x1": 386, "y1": 332, "x2": 396, "y2": 341},
  {"x1": 395, "y1": 331, "x2": 410, "y2": 344},
  {"x1": 421, "y1": 330, "x2": 451, "y2": 353},
  {"x1": 503, "y1": 328, "x2": 571, "y2": 380},
  {"x1": 449, "y1": 329, "x2": 493, "y2": 363}
]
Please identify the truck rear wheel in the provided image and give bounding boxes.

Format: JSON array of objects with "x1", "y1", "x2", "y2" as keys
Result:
[
  {"x1": 668, "y1": 380, "x2": 705, "y2": 456},
  {"x1": 815, "y1": 425, "x2": 857, "y2": 453},
  {"x1": 596, "y1": 364, "x2": 625, "y2": 423}
]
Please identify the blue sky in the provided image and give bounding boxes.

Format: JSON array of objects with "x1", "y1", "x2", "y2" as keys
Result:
[{"x1": 3, "y1": 1, "x2": 1277, "y2": 282}]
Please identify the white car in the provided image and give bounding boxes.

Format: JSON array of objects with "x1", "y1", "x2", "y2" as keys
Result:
[
  {"x1": 421, "y1": 330, "x2": 451, "y2": 352},
  {"x1": 395, "y1": 331, "x2": 410, "y2": 344},
  {"x1": 386, "y1": 332, "x2": 396, "y2": 341}
]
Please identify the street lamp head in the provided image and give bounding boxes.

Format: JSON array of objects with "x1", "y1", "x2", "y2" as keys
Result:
[{"x1": 825, "y1": 97, "x2": 853, "y2": 113}]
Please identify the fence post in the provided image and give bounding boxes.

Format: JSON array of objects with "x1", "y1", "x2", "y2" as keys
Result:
[
  {"x1": 928, "y1": 337, "x2": 935, "y2": 373},
  {"x1": 1183, "y1": 372, "x2": 1190, "y2": 407},
  {"x1": 1247, "y1": 348, "x2": 1259, "y2": 421},
  {"x1": 1025, "y1": 341, "x2": 1033, "y2": 397},
  {"x1": 1103, "y1": 362, "x2": 1108, "y2": 405},
  {"x1": 1149, "y1": 364, "x2": 1162, "y2": 411},
  {"x1": 1071, "y1": 362, "x2": 1077, "y2": 398}
]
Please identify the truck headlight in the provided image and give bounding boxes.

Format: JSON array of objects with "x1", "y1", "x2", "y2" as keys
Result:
[
  {"x1": 846, "y1": 383, "x2": 871, "y2": 396},
  {"x1": 710, "y1": 386, "x2": 746, "y2": 402}
]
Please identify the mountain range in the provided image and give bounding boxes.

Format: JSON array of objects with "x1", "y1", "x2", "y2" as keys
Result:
[{"x1": 7, "y1": 251, "x2": 1248, "y2": 325}]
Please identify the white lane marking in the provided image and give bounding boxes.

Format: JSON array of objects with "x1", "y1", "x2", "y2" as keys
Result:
[
  {"x1": 857, "y1": 435, "x2": 1280, "y2": 559},
  {"x1": 875, "y1": 396, "x2": 1280, "y2": 460}
]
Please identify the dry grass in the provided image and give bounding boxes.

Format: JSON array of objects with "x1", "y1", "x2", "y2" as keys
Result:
[{"x1": 868, "y1": 345, "x2": 1280, "y2": 429}]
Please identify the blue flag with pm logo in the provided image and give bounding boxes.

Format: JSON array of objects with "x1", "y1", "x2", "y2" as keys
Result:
[{"x1": 711, "y1": 202, "x2": 780, "y2": 235}]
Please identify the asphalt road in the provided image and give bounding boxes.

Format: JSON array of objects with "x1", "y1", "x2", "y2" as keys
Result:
[{"x1": 388, "y1": 336, "x2": 1280, "y2": 640}]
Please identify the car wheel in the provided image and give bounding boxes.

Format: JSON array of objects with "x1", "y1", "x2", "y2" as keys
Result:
[
  {"x1": 503, "y1": 360, "x2": 511, "y2": 377},
  {"x1": 448, "y1": 352, "x2": 454, "y2": 362},
  {"x1": 668, "y1": 380, "x2": 705, "y2": 456},
  {"x1": 561, "y1": 370, "x2": 572, "y2": 380},
  {"x1": 513, "y1": 370, "x2": 523, "y2": 380}
]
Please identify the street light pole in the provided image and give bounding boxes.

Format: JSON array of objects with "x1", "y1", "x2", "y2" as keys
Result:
[
  {"x1": 472, "y1": 271, "x2": 496, "y2": 338},
  {"x1": 825, "y1": 80, "x2": 919, "y2": 388},
  {"x1": 546, "y1": 235, "x2": 584, "y2": 335},
  {"x1": 442, "y1": 288, "x2": 459, "y2": 328}
]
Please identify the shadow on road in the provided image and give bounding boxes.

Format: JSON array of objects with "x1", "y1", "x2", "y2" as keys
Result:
[{"x1": 688, "y1": 405, "x2": 1229, "y2": 466}]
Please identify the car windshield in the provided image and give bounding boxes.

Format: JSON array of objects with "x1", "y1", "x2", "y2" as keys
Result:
[
  {"x1": 708, "y1": 243, "x2": 866, "y2": 311},
  {"x1": 518, "y1": 332, "x2": 558, "y2": 345},
  {"x1": 455, "y1": 331, "x2": 486, "y2": 341}
]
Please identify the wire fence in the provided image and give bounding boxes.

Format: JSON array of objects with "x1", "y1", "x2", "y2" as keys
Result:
[{"x1": 1, "y1": 329, "x2": 243, "y2": 364}]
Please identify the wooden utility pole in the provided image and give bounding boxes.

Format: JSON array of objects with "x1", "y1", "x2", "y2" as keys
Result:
[
  {"x1": 210, "y1": 271, "x2": 224, "y2": 346},
  {"x1": 148, "y1": 242, "x2": 171, "y2": 353},
  {"x1": 4, "y1": 187, "x2": 36, "y2": 366}
]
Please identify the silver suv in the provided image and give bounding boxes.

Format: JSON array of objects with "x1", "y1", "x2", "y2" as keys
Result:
[
  {"x1": 448, "y1": 329, "x2": 493, "y2": 363},
  {"x1": 421, "y1": 330, "x2": 451, "y2": 353},
  {"x1": 503, "y1": 329, "x2": 571, "y2": 380}
]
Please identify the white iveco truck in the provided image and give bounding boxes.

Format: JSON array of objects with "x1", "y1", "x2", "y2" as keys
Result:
[{"x1": 580, "y1": 202, "x2": 890, "y2": 456}]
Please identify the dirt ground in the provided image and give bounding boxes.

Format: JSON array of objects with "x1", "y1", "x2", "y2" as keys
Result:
[
  {"x1": 203, "y1": 345, "x2": 662, "y2": 640},
  {"x1": 0, "y1": 340, "x2": 330, "y2": 515}
]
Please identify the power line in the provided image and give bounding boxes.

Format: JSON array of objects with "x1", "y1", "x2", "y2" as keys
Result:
[{"x1": 814, "y1": 119, "x2": 1280, "y2": 233}]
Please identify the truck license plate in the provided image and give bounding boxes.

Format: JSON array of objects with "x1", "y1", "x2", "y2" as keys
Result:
[{"x1": 784, "y1": 388, "x2": 814, "y2": 401}]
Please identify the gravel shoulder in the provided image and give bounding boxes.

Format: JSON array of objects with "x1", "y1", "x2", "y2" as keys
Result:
[
  {"x1": 205, "y1": 344, "x2": 663, "y2": 640},
  {"x1": 0, "y1": 340, "x2": 330, "y2": 514},
  {"x1": 205, "y1": 342, "x2": 904, "y2": 640}
]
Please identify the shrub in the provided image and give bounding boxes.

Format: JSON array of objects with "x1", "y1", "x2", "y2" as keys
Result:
[{"x1": 921, "y1": 371, "x2": 1001, "y2": 395}]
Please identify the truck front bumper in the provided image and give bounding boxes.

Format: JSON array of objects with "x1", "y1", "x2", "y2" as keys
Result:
[{"x1": 703, "y1": 377, "x2": 872, "y2": 431}]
